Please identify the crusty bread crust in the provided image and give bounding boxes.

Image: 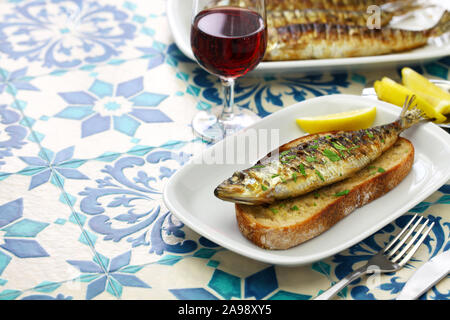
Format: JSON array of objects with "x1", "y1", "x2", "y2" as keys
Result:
[{"x1": 236, "y1": 138, "x2": 414, "y2": 250}]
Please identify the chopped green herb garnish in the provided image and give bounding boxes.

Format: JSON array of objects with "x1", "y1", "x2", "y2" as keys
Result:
[
  {"x1": 280, "y1": 177, "x2": 287, "y2": 183},
  {"x1": 284, "y1": 155, "x2": 296, "y2": 161},
  {"x1": 332, "y1": 142, "x2": 348, "y2": 151},
  {"x1": 368, "y1": 165, "x2": 376, "y2": 169},
  {"x1": 298, "y1": 163, "x2": 307, "y2": 177},
  {"x1": 292, "y1": 172, "x2": 297, "y2": 182},
  {"x1": 251, "y1": 165, "x2": 265, "y2": 169},
  {"x1": 291, "y1": 205, "x2": 299, "y2": 211},
  {"x1": 314, "y1": 191, "x2": 320, "y2": 199},
  {"x1": 270, "y1": 208, "x2": 278, "y2": 214},
  {"x1": 313, "y1": 202, "x2": 317, "y2": 206},
  {"x1": 261, "y1": 184, "x2": 268, "y2": 191},
  {"x1": 315, "y1": 170, "x2": 325, "y2": 181},
  {"x1": 271, "y1": 174, "x2": 280, "y2": 178},
  {"x1": 323, "y1": 149, "x2": 341, "y2": 162},
  {"x1": 306, "y1": 156, "x2": 317, "y2": 162},
  {"x1": 310, "y1": 144, "x2": 319, "y2": 149},
  {"x1": 326, "y1": 135, "x2": 332, "y2": 140},
  {"x1": 365, "y1": 130, "x2": 374, "y2": 139},
  {"x1": 279, "y1": 151, "x2": 290, "y2": 157},
  {"x1": 381, "y1": 138, "x2": 385, "y2": 143},
  {"x1": 377, "y1": 167, "x2": 385, "y2": 173},
  {"x1": 279, "y1": 203, "x2": 286, "y2": 209},
  {"x1": 334, "y1": 190, "x2": 350, "y2": 196}
]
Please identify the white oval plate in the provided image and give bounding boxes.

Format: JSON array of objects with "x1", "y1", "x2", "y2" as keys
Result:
[
  {"x1": 167, "y1": 0, "x2": 450, "y2": 74},
  {"x1": 163, "y1": 95, "x2": 450, "y2": 266}
]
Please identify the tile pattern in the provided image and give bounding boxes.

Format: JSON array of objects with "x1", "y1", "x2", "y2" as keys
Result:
[{"x1": 0, "y1": 0, "x2": 448, "y2": 300}]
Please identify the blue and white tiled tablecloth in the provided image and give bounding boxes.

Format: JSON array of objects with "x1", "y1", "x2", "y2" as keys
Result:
[{"x1": 0, "y1": 0, "x2": 449, "y2": 300}]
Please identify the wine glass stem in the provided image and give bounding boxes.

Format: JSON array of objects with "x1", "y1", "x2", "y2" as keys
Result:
[{"x1": 220, "y1": 78, "x2": 235, "y2": 121}]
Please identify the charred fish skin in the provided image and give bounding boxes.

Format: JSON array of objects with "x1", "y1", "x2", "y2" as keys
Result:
[
  {"x1": 214, "y1": 108, "x2": 424, "y2": 205},
  {"x1": 267, "y1": 8, "x2": 393, "y2": 28},
  {"x1": 265, "y1": 0, "x2": 395, "y2": 11},
  {"x1": 265, "y1": 24, "x2": 426, "y2": 61},
  {"x1": 265, "y1": 11, "x2": 450, "y2": 61}
]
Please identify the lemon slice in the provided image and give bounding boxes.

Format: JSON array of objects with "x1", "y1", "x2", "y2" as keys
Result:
[
  {"x1": 374, "y1": 77, "x2": 447, "y2": 123},
  {"x1": 401, "y1": 67, "x2": 450, "y2": 115},
  {"x1": 296, "y1": 107, "x2": 376, "y2": 133}
]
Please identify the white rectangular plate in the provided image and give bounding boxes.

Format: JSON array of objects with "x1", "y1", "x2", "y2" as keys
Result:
[
  {"x1": 167, "y1": 0, "x2": 450, "y2": 74},
  {"x1": 163, "y1": 95, "x2": 450, "y2": 266}
]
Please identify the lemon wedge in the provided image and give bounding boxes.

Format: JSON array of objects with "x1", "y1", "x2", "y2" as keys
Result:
[
  {"x1": 374, "y1": 77, "x2": 447, "y2": 123},
  {"x1": 296, "y1": 107, "x2": 376, "y2": 133},
  {"x1": 401, "y1": 67, "x2": 450, "y2": 115}
]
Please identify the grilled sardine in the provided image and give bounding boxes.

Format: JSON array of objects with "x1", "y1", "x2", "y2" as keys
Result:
[
  {"x1": 214, "y1": 98, "x2": 426, "y2": 205},
  {"x1": 267, "y1": 9, "x2": 394, "y2": 28},
  {"x1": 222, "y1": 0, "x2": 418, "y2": 13},
  {"x1": 264, "y1": 11, "x2": 450, "y2": 61}
]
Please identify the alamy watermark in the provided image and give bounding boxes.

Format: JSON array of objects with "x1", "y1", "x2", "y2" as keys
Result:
[
  {"x1": 367, "y1": 5, "x2": 382, "y2": 29},
  {"x1": 178, "y1": 128, "x2": 281, "y2": 166}
]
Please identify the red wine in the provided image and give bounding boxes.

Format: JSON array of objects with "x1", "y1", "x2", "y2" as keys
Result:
[{"x1": 191, "y1": 7, "x2": 267, "y2": 79}]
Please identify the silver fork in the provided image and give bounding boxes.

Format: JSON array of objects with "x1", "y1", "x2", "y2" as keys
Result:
[{"x1": 314, "y1": 214, "x2": 435, "y2": 300}]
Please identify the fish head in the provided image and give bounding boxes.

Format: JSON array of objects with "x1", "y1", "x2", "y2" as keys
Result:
[{"x1": 214, "y1": 170, "x2": 268, "y2": 205}]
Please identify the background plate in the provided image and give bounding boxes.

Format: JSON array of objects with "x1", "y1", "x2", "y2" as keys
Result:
[
  {"x1": 163, "y1": 95, "x2": 450, "y2": 266},
  {"x1": 167, "y1": 0, "x2": 450, "y2": 75}
]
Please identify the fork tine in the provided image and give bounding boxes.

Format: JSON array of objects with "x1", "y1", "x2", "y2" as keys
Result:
[
  {"x1": 391, "y1": 219, "x2": 428, "y2": 263},
  {"x1": 396, "y1": 222, "x2": 435, "y2": 266},
  {"x1": 386, "y1": 215, "x2": 423, "y2": 256},
  {"x1": 383, "y1": 214, "x2": 418, "y2": 252}
]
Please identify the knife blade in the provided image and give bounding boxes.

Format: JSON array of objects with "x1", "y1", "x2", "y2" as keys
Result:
[{"x1": 396, "y1": 249, "x2": 450, "y2": 300}]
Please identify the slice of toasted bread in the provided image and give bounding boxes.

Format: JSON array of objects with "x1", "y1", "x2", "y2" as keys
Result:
[{"x1": 235, "y1": 137, "x2": 414, "y2": 250}]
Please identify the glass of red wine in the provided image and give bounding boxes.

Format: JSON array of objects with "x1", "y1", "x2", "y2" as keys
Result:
[{"x1": 190, "y1": 0, "x2": 267, "y2": 142}]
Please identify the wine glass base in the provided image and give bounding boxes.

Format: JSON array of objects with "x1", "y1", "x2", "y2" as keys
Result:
[{"x1": 192, "y1": 106, "x2": 260, "y2": 143}]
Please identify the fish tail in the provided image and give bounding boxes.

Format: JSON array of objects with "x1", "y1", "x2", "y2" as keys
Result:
[
  {"x1": 428, "y1": 11, "x2": 450, "y2": 37},
  {"x1": 383, "y1": 0, "x2": 433, "y2": 15},
  {"x1": 398, "y1": 95, "x2": 433, "y2": 130}
]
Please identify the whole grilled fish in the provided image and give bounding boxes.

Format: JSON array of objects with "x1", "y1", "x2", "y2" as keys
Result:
[
  {"x1": 267, "y1": 8, "x2": 394, "y2": 28},
  {"x1": 214, "y1": 97, "x2": 426, "y2": 205},
  {"x1": 221, "y1": 0, "x2": 417, "y2": 12},
  {"x1": 265, "y1": 0, "x2": 413, "y2": 12},
  {"x1": 264, "y1": 11, "x2": 450, "y2": 61}
]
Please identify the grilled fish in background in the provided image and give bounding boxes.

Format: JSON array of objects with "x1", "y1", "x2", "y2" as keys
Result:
[
  {"x1": 264, "y1": 0, "x2": 410, "y2": 11},
  {"x1": 267, "y1": 9, "x2": 394, "y2": 28},
  {"x1": 264, "y1": 11, "x2": 450, "y2": 61},
  {"x1": 214, "y1": 101, "x2": 428, "y2": 205},
  {"x1": 221, "y1": 0, "x2": 419, "y2": 12}
]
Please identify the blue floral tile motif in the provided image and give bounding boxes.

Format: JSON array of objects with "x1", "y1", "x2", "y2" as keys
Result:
[
  {"x1": 268, "y1": 290, "x2": 311, "y2": 300},
  {"x1": 186, "y1": 67, "x2": 350, "y2": 117},
  {"x1": 77, "y1": 148, "x2": 196, "y2": 255},
  {"x1": 137, "y1": 43, "x2": 193, "y2": 70},
  {"x1": 244, "y1": 266, "x2": 278, "y2": 299},
  {"x1": 0, "y1": 0, "x2": 137, "y2": 69},
  {"x1": 208, "y1": 269, "x2": 241, "y2": 300},
  {"x1": 0, "y1": 198, "x2": 49, "y2": 275},
  {"x1": 169, "y1": 288, "x2": 219, "y2": 300},
  {"x1": 67, "y1": 250, "x2": 150, "y2": 299},
  {"x1": 56, "y1": 77, "x2": 171, "y2": 137},
  {"x1": 18, "y1": 146, "x2": 88, "y2": 190},
  {"x1": 0, "y1": 104, "x2": 28, "y2": 169},
  {"x1": 0, "y1": 67, "x2": 39, "y2": 96},
  {"x1": 21, "y1": 293, "x2": 72, "y2": 300}
]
